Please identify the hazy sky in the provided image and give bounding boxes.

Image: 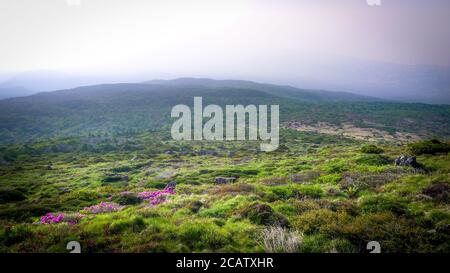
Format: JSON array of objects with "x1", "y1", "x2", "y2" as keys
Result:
[{"x1": 0, "y1": 0, "x2": 449, "y2": 78}]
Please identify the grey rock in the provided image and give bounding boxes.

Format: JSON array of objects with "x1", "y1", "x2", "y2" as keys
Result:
[
  {"x1": 394, "y1": 155, "x2": 419, "y2": 168},
  {"x1": 215, "y1": 177, "x2": 237, "y2": 184}
]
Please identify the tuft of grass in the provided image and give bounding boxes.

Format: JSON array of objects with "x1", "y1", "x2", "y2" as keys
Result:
[{"x1": 259, "y1": 226, "x2": 303, "y2": 253}]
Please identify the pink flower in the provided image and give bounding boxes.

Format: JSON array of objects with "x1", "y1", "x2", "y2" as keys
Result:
[
  {"x1": 40, "y1": 213, "x2": 65, "y2": 224},
  {"x1": 138, "y1": 187, "x2": 175, "y2": 206}
]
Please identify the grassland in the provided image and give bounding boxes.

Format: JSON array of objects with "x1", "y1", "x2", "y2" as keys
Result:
[{"x1": 1, "y1": 129, "x2": 449, "y2": 253}]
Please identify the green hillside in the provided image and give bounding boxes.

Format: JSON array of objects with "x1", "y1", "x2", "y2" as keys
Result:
[
  {"x1": 0, "y1": 79, "x2": 449, "y2": 253},
  {"x1": 0, "y1": 79, "x2": 449, "y2": 144}
]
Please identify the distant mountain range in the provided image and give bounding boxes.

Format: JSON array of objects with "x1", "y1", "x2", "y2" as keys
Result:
[
  {"x1": 0, "y1": 78, "x2": 449, "y2": 144},
  {"x1": 1, "y1": 59, "x2": 449, "y2": 104},
  {"x1": 143, "y1": 78, "x2": 382, "y2": 103}
]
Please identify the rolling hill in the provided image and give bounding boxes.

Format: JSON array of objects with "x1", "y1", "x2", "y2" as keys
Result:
[{"x1": 0, "y1": 78, "x2": 449, "y2": 144}]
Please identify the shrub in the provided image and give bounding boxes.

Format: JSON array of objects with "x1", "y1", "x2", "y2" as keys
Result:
[
  {"x1": 356, "y1": 155, "x2": 391, "y2": 166},
  {"x1": 259, "y1": 227, "x2": 303, "y2": 253},
  {"x1": 178, "y1": 220, "x2": 230, "y2": 251},
  {"x1": 322, "y1": 159, "x2": 348, "y2": 173},
  {"x1": 39, "y1": 213, "x2": 65, "y2": 224},
  {"x1": 422, "y1": 183, "x2": 450, "y2": 203},
  {"x1": 344, "y1": 172, "x2": 400, "y2": 192},
  {"x1": 270, "y1": 186, "x2": 295, "y2": 200},
  {"x1": 113, "y1": 192, "x2": 143, "y2": 205},
  {"x1": 408, "y1": 139, "x2": 450, "y2": 155},
  {"x1": 293, "y1": 209, "x2": 342, "y2": 234},
  {"x1": 272, "y1": 203, "x2": 297, "y2": 217},
  {"x1": 1, "y1": 225, "x2": 33, "y2": 247},
  {"x1": 187, "y1": 200, "x2": 203, "y2": 213},
  {"x1": 240, "y1": 203, "x2": 289, "y2": 228},
  {"x1": 111, "y1": 165, "x2": 134, "y2": 173},
  {"x1": 145, "y1": 181, "x2": 168, "y2": 189},
  {"x1": 300, "y1": 233, "x2": 329, "y2": 253},
  {"x1": 360, "y1": 196, "x2": 408, "y2": 215},
  {"x1": 317, "y1": 174, "x2": 342, "y2": 184},
  {"x1": 297, "y1": 185, "x2": 324, "y2": 198},
  {"x1": 301, "y1": 234, "x2": 356, "y2": 253},
  {"x1": 0, "y1": 188, "x2": 26, "y2": 204},
  {"x1": 101, "y1": 175, "x2": 124, "y2": 184},
  {"x1": 138, "y1": 187, "x2": 175, "y2": 206},
  {"x1": 361, "y1": 145, "x2": 384, "y2": 154}
]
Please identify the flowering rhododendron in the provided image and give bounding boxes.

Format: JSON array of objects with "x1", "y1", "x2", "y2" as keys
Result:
[
  {"x1": 138, "y1": 187, "x2": 175, "y2": 206},
  {"x1": 38, "y1": 212, "x2": 85, "y2": 225},
  {"x1": 83, "y1": 202, "x2": 124, "y2": 214},
  {"x1": 40, "y1": 213, "x2": 65, "y2": 224}
]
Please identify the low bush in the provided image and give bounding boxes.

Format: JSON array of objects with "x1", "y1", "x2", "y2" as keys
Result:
[
  {"x1": 317, "y1": 174, "x2": 342, "y2": 184},
  {"x1": 240, "y1": 203, "x2": 289, "y2": 228},
  {"x1": 408, "y1": 139, "x2": 450, "y2": 155},
  {"x1": 113, "y1": 192, "x2": 143, "y2": 205},
  {"x1": 0, "y1": 188, "x2": 26, "y2": 204},
  {"x1": 297, "y1": 185, "x2": 324, "y2": 199},
  {"x1": 360, "y1": 196, "x2": 408, "y2": 215},
  {"x1": 422, "y1": 182, "x2": 450, "y2": 203},
  {"x1": 361, "y1": 145, "x2": 384, "y2": 154},
  {"x1": 356, "y1": 155, "x2": 391, "y2": 166}
]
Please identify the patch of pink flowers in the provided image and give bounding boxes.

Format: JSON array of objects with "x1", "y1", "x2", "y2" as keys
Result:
[
  {"x1": 83, "y1": 202, "x2": 124, "y2": 214},
  {"x1": 40, "y1": 213, "x2": 65, "y2": 224},
  {"x1": 138, "y1": 187, "x2": 175, "y2": 206},
  {"x1": 38, "y1": 212, "x2": 85, "y2": 225}
]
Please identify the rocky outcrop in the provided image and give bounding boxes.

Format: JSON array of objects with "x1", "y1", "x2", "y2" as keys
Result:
[{"x1": 394, "y1": 155, "x2": 419, "y2": 168}]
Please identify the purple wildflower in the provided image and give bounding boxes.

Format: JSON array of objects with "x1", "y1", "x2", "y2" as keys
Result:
[
  {"x1": 40, "y1": 213, "x2": 65, "y2": 224},
  {"x1": 138, "y1": 186, "x2": 175, "y2": 206},
  {"x1": 83, "y1": 202, "x2": 124, "y2": 214}
]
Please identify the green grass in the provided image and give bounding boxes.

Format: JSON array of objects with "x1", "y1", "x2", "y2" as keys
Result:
[{"x1": 0, "y1": 131, "x2": 449, "y2": 253}]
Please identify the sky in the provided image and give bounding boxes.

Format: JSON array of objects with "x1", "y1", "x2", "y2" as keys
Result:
[{"x1": 0, "y1": 0, "x2": 449, "y2": 102}]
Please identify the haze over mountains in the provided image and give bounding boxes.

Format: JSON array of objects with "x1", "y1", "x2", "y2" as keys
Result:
[{"x1": 0, "y1": 59, "x2": 449, "y2": 104}]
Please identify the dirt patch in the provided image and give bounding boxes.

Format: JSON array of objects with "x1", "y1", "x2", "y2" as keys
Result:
[{"x1": 286, "y1": 121, "x2": 421, "y2": 142}]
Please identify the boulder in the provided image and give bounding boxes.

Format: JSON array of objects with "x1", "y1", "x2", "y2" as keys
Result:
[{"x1": 394, "y1": 155, "x2": 419, "y2": 168}]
